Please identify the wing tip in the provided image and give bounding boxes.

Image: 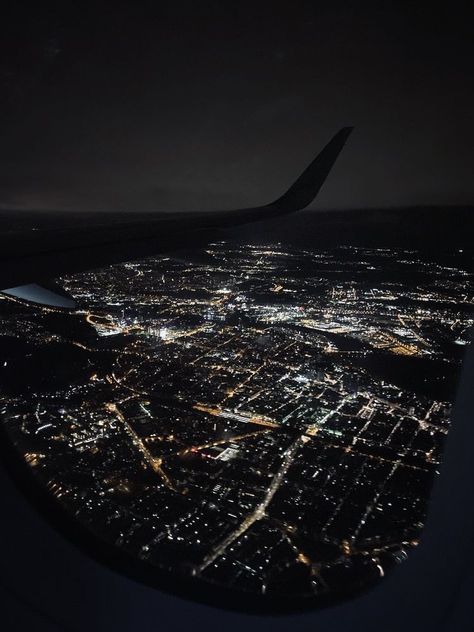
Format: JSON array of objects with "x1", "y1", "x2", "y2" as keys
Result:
[
  {"x1": 271, "y1": 126, "x2": 354, "y2": 212},
  {"x1": 337, "y1": 126, "x2": 355, "y2": 141}
]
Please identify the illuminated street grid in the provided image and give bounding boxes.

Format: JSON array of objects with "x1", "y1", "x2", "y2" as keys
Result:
[{"x1": 0, "y1": 243, "x2": 472, "y2": 601}]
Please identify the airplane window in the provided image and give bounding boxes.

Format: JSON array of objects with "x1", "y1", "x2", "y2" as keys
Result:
[{"x1": 0, "y1": 231, "x2": 472, "y2": 611}]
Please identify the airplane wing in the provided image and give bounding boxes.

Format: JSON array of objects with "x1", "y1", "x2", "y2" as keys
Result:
[{"x1": 0, "y1": 127, "x2": 352, "y2": 306}]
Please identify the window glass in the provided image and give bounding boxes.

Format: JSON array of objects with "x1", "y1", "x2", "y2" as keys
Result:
[{"x1": 1, "y1": 213, "x2": 472, "y2": 610}]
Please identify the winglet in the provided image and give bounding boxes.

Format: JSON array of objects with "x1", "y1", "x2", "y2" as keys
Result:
[{"x1": 270, "y1": 126, "x2": 353, "y2": 212}]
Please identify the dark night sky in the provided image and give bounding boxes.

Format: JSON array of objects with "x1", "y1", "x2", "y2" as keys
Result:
[{"x1": 0, "y1": 1, "x2": 473, "y2": 213}]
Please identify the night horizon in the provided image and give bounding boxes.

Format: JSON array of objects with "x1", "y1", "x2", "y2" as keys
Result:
[{"x1": 1, "y1": 3, "x2": 474, "y2": 214}]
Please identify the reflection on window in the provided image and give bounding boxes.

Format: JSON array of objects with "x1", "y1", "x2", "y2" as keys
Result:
[{"x1": 0, "y1": 242, "x2": 472, "y2": 606}]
